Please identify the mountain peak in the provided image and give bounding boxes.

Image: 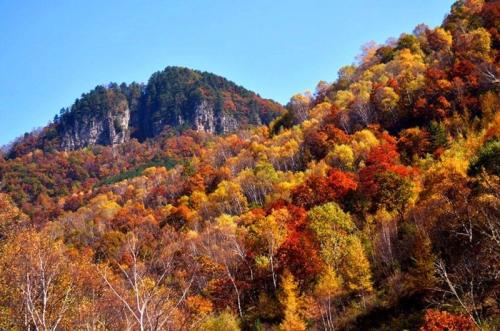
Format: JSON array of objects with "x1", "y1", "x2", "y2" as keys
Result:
[{"x1": 7, "y1": 66, "x2": 284, "y2": 158}]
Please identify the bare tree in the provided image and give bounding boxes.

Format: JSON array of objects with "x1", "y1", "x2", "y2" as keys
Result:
[
  {"x1": 479, "y1": 63, "x2": 500, "y2": 87},
  {"x1": 98, "y1": 233, "x2": 193, "y2": 331},
  {"x1": 435, "y1": 260, "x2": 483, "y2": 329},
  {"x1": 198, "y1": 217, "x2": 249, "y2": 317},
  {"x1": 22, "y1": 251, "x2": 73, "y2": 331},
  {"x1": 351, "y1": 100, "x2": 374, "y2": 128},
  {"x1": 0, "y1": 231, "x2": 79, "y2": 331}
]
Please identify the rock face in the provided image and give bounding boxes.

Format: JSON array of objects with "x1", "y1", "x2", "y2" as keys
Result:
[
  {"x1": 60, "y1": 103, "x2": 130, "y2": 150},
  {"x1": 219, "y1": 111, "x2": 239, "y2": 134},
  {"x1": 145, "y1": 99, "x2": 241, "y2": 137},
  {"x1": 9, "y1": 67, "x2": 285, "y2": 155},
  {"x1": 193, "y1": 101, "x2": 239, "y2": 134},
  {"x1": 56, "y1": 85, "x2": 132, "y2": 151},
  {"x1": 194, "y1": 100, "x2": 216, "y2": 133}
]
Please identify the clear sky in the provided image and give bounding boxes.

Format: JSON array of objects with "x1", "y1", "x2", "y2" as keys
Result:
[{"x1": 0, "y1": 0, "x2": 455, "y2": 146}]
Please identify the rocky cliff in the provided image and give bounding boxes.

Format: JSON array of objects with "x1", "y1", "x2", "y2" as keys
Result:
[
  {"x1": 8, "y1": 67, "x2": 284, "y2": 156},
  {"x1": 60, "y1": 96, "x2": 130, "y2": 150}
]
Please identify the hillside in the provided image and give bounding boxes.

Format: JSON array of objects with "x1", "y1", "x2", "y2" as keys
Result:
[
  {"x1": 6, "y1": 66, "x2": 284, "y2": 157},
  {"x1": 0, "y1": 1, "x2": 498, "y2": 330}
]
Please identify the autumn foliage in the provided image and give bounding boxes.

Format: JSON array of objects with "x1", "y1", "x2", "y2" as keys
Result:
[
  {"x1": 0, "y1": 1, "x2": 498, "y2": 329},
  {"x1": 419, "y1": 309, "x2": 478, "y2": 331}
]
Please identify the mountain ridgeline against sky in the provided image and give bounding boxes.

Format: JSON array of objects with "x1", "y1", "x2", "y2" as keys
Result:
[{"x1": 7, "y1": 67, "x2": 284, "y2": 156}]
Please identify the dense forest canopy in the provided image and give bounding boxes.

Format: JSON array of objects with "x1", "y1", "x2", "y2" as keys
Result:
[{"x1": 0, "y1": 0, "x2": 498, "y2": 330}]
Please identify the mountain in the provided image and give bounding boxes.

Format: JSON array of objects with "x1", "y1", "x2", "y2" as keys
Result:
[
  {"x1": 7, "y1": 66, "x2": 284, "y2": 157},
  {"x1": 0, "y1": 1, "x2": 498, "y2": 330}
]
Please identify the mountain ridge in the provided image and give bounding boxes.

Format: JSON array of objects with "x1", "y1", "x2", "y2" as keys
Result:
[{"x1": 6, "y1": 66, "x2": 284, "y2": 158}]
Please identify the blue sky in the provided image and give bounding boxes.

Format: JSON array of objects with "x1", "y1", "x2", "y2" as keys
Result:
[{"x1": 0, "y1": 0, "x2": 454, "y2": 146}]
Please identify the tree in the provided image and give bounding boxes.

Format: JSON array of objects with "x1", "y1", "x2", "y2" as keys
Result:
[
  {"x1": 428, "y1": 121, "x2": 449, "y2": 154},
  {"x1": 112, "y1": 201, "x2": 157, "y2": 232},
  {"x1": 292, "y1": 175, "x2": 328, "y2": 209},
  {"x1": 409, "y1": 229, "x2": 437, "y2": 291},
  {"x1": 279, "y1": 270, "x2": 306, "y2": 331},
  {"x1": 208, "y1": 181, "x2": 248, "y2": 216},
  {"x1": 369, "y1": 208, "x2": 398, "y2": 275},
  {"x1": 426, "y1": 27, "x2": 453, "y2": 51},
  {"x1": 308, "y1": 203, "x2": 355, "y2": 241},
  {"x1": 419, "y1": 309, "x2": 478, "y2": 331},
  {"x1": 314, "y1": 267, "x2": 343, "y2": 331},
  {"x1": 0, "y1": 193, "x2": 25, "y2": 239},
  {"x1": 326, "y1": 144, "x2": 355, "y2": 170},
  {"x1": 197, "y1": 310, "x2": 240, "y2": 331},
  {"x1": 359, "y1": 142, "x2": 414, "y2": 214},
  {"x1": 277, "y1": 204, "x2": 323, "y2": 282},
  {"x1": 349, "y1": 80, "x2": 374, "y2": 128},
  {"x1": 287, "y1": 93, "x2": 312, "y2": 124},
  {"x1": 412, "y1": 165, "x2": 499, "y2": 328},
  {"x1": 337, "y1": 65, "x2": 357, "y2": 90},
  {"x1": 334, "y1": 90, "x2": 355, "y2": 110},
  {"x1": 292, "y1": 169, "x2": 357, "y2": 209},
  {"x1": 374, "y1": 86, "x2": 400, "y2": 114},
  {"x1": 266, "y1": 131, "x2": 303, "y2": 171},
  {"x1": 467, "y1": 138, "x2": 500, "y2": 176},
  {"x1": 398, "y1": 127, "x2": 431, "y2": 163},
  {"x1": 386, "y1": 48, "x2": 426, "y2": 108},
  {"x1": 237, "y1": 162, "x2": 279, "y2": 207},
  {"x1": 341, "y1": 235, "x2": 373, "y2": 294},
  {"x1": 198, "y1": 215, "x2": 249, "y2": 318},
  {"x1": 304, "y1": 130, "x2": 329, "y2": 160},
  {"x1": 308, "y1": 203, "x2": 372, "y2": 295},
  {"x1": 375, "y1": 171, "x2": 414, "y2": 215},
  {"x1": 351, "y1": 129, "x2": 380, "y2": 160},
  {"x1": 98, "y1": 232, "x2": 193, "y2": 331},
  {"x1": 327, "y1": 169, "x2": 358, "y2": 201},
  {"x1": 0, "y1": 229, "x2": 97, "y2": 330},
  {"x1": 456, "y1": 27, "x2": 492, "y2": 61},
  {"x1": 252, "y1": 208, "x2": 288, "y2": 289}
]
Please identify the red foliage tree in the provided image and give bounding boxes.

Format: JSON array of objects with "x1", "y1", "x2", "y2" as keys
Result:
[
  {"x1": 359, "y1": 141, "x2": 414, "y2": 213},
  {"x1": 398, "y1": 128, "x2": 431, "y2": 163},
  {"x1": 322, "y1": 124, "x2": 350, "y2": 144},
  {"x1": 327, "y1": 168, "x2": 358, "y2": 198},
  {"x1": 271, "y1": 204, "x2": 323, "y2": 282},
  {"x1": 112, "y1": 202, "x2": 157, "y2": 232},
  {"x1": 419, "y1": 309, "x2": 478, "y2": 331},
  {"x1": 292, "y1": 169, "x2": 357, "y2": 209},
  {"x1": 304, "y1": 130, "x2": 329, "y2": 160},
  {"x1": 452, "y1": 60, "x2": 480, "y2": 89},
  {"x1": 164, "y1": 135, "x2": 200, "y2": 158}
]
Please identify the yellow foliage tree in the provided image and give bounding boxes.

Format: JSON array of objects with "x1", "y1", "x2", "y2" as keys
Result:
[
  {"x1": 279, "y1": 270, "x2": 307, "y2": 331},
  {"x1": 314, "y1": 267, "x2": 343, "y2": 330},
  {"x1": 341, "y1": 235, "x2": 373, "y2": 294}
]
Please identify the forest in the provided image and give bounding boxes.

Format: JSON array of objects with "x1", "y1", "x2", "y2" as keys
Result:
[{"x1": 0, "y1": 0, "x2": 498, "y2": 330}]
